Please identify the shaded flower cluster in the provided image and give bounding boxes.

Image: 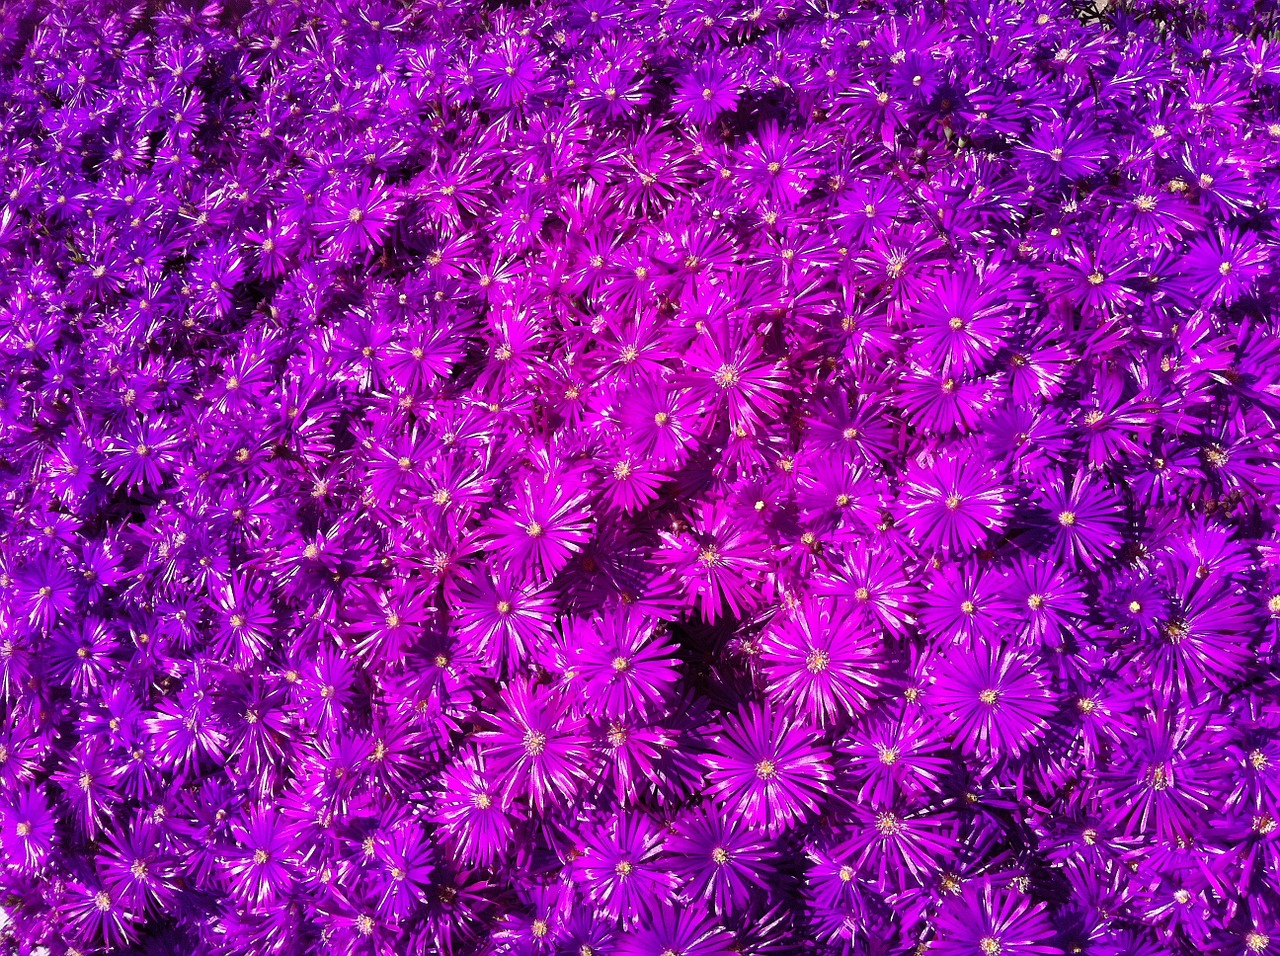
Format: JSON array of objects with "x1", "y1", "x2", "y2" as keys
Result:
[{"x1": 0, "y1": 0, "x2": 1278, "y2": 954}]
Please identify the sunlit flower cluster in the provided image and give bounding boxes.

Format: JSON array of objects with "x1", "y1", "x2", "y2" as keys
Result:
[{"x1": 0, "y1": 0, "x2": 1278, "y2": 954}]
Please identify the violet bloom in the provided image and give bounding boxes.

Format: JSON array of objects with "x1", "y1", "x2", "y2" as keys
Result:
[
  {"x1": 683, "y1": 325, "x2": 790, "y2": 437},
  {"x1": 485, "y1": 470, "x2": 593, "y2": 581},
  {"x1": 667, "y1": 803, "x2": 777, "y2": 916},
  {"x1": 932, "y1": 881, "x2": 1063, "y2": 956},
  {"x1": 760, "y1": 594, "x2": 883, "y2": 726},
  {"x1": 673, "y1": 65, "x2": 741, "y2": 125},
  {"x1": 657, "y1": 502, "x2": 769, "y2": 623},
  {"x1": 1, "y1": 786, "x2": 57, "y2": 872},
  {"x1": 432, "y1": 750, "x2": 514, "y2": 867},
  {"x1": 478, "y1": 680, "x2": 592, "y2": 814},
  {"x1": 565, "y1": 609, "x2": 681, "y2": 720},
  {"x1": 1179, "y1": 227, "x2": 1270, "y2": 305},
  {"x1": 616, "y1": 906, "x2": 734, "y2": 956},
  {"x1": 929, "y1": 639, "x2": 1056, "y2": 760},
  {"x1": 454, "y1": 571, "x2": 557, "y2": 677},
  {"x1": 835, "y1": 801, "x2": 959, "y2": 888},
  {"x1": 226, "y1": 809, "x2": 296, "y2": 908},
  {"x1": 579, "y1": 812, "x2": 674, "y2": 924},
  {"x1": 1036, "y1": 472, "x2": 1124, "y2": 571},
  {"x1": 702, "y1": 702, "x2": 833, "y2": 833},
  {"x1": 902, "y1": 449, "x2": 1009, "y2": 553},
  {"x1": 838, "y1": 708, "x2": 952, "y2": 806},
  {"x1": 315, "y1": 179, "x2": 398, "y2": 260},
  {"x1": 910, "y1": 268, "x2": 1016, "y2": 376}
]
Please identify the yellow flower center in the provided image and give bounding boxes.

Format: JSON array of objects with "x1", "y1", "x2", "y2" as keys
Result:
[
  {"x1": 713, "y1": 365, "x2": 740, "y2": 388},
  {"x1": 524, "y1": 731, "x2": 547, "y2": 756}
]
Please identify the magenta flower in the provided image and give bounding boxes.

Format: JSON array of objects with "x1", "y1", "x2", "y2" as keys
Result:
[
  {"x1": 567, "y1": 609, "x2": 681, "y2": 720},
  {"x1": 910, "y1": 268, "x2": 1017, "y2": 376},
  {"x1": 667, "y1": 803, "x2": 776, "y2": 916},
  {"x1": 657, "y1": 502, "x2": 770, "y2": 623},
  {"x1": 673, "y1": 65, "x2": 741, "y2": 124},
  {"x1": 315, "y1": 179, "x2": 398, "y2": 259},
  {"x1": 933, "y1": 881, "x2": 1063, "y2": 956},
  {"x1": 484, "y1": 471, "x2": 593, "y2": 581},
  {"x1": 902, "y1": 449, "x2": 1009, "y2": 553},
  {"x1": 579, "y1": 812, "x2": 674, "y2": 924},
  {"x1": 760, "y1": 595, "x2": 883, "y2": 726},
  {"x1": 478, "y1": 680, "x2": 593, "y2": 814},
  {"x1": 432, "y1": 750, "x2": 515, "y2": 867},
  {"x1": 1036, "y1": 472, "x2": 1124, "y2": 571},
  {"x1": 1, "y1": 786, "x2": 56, "y2": 872},
  {"x1": 616, "y1": 906, "x2": 734, "y2": 956},
  {"x1": 226, "y1": 809, "x2": 296, "y2": 908},
  {"x1": 454, "y1": 571, "x2": 557, "y2": 677},
  {"x1": 682, "y1": 322, "x2": 789, "y2": 435},
  {"x1": 929, "y1": 639, "x2": 1055, "y2": 760},
  {"x1": 702, "y1": 702, "x2": 832, "y2": 833}
]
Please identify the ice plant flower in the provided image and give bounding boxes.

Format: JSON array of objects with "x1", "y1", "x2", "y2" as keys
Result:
[
  {"x1": 702, "y1": 703, "x2": 833, "y2": 833},
  {"x1": 0, "y1": 1, "x2": 1277, "y2": 952}
]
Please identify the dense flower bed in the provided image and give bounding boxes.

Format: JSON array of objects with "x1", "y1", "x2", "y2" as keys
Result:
[{"x1": 0, "y1": 0, "x2": 1278, "y2": 954}]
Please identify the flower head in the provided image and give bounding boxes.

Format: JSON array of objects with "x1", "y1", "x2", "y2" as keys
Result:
[{"x1": 703, "y1": 703, "x2": 833, "y2": 833}]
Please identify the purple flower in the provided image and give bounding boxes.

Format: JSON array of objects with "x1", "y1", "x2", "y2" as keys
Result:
[
  {"x1": 837, "y1": 707, "x2": 952, "y2": 807},
  {"x1": 454, "y1": 571, "x2": 557, "y2": 677},
  {"x1": 432, "y1": 750, "x2": 515, "y2": 867},
  {"x1": 910, "y1": 268, "x2": 1018, "y2": 376},
  {"x1": 682, "y1": 322, "x2": 789, "y2": 436},
  {"x1": 702, "y1": 702, "x2": 832, "y2": 833},
  {"x1": 673, "y1": 65, "x2": 741, "y2": 124},
  {"x1": 579, "y1": 811, "x2": 674, "y2": 923},
  {"x1": 1179, "y1": 227, "x2": 1270, "y2": 305},
  {"x1": 616, "y1": 906, "x2": 734, "y2": 956},
  {"x1": 902, "y1": 449, "x2": 1009, "y2": 553},
  {"x1": 315, "y1": 179, "x2": 398, "y2": 260},
  {"x1": 932, "y1": 881, "x2": 1063, "y2": 956},
  {"x1": 478, "y1": 680, "x2": 592, "y2": 814},
  {"x1": 485, "y1": 471, "x2": 593, "y2": 581},
  {"x1": 760, "y1": 595, "x2": 883, "y2": 726},
  {"x1": 834, "y1": 801, "x2": 958, "y2": 888},
  {"x1": 63, "y1": 877, "x2": 139, "y2": 950},
  {"x1": 98, "y1": 819, "x2": 175, "y2": 916},
  {"x1": 658, "y1": 502, "x2": 769, "y2": 623},
  {"x1": 567, "y1": 609, "x2": 681, "y2": 720},
  {"x1": 929, "y1": 639, "x2": 1055, "y2": 760},
  {"x1": 1, "y1": 786, "x2": 56, "y2": 872},
  {"x1": 371, "y1": 825, "x2": 435, "y2": 922},
  {"x1": 667, "y1": 803, "x2": 776, "y2": 916},
  {"x1": 1036, "y1": 472, "x2": 1124, "y2": 571},
  {"x1": 226, "y1": 808, "x2": 295, "y2": 908}
]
